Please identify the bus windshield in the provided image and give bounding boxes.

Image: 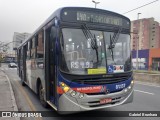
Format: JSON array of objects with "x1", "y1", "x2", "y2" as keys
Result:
[{"x1": 60, "y1": 28, "x2": 131, "y2": 75}]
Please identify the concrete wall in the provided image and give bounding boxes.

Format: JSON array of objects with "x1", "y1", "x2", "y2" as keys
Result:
[{"x1": 134, "y1": 72, "x2": 160, "y2": 85}]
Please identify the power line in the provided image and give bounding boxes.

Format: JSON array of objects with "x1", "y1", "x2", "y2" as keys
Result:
[{"x1": 123, "y1": 0, "x2": 159, "y2": 14}]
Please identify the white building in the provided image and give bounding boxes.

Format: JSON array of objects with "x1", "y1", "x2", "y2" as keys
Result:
[
  {"x1": 6, "y1": 32, "x2": 31, "y2": 57},
  {"x1": 13, "y1": 32, "x2": 31, "y2": 49}
]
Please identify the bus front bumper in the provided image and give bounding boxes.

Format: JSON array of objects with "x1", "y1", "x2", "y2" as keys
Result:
[{"x1": 58, "y1": 86, "x2": 134, "y2": 113}]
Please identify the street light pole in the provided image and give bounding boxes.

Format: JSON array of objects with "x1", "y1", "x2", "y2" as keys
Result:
[
  {"x1": 92, "y1": 0, "x2": 100, "y2": 8},
  {"x1": 136, "y1": 13, "x2": 141, "y2": 70}
]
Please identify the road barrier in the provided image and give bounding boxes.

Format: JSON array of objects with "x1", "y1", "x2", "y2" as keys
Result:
[{"x1": 134, "y1": 72, "x2": 160, "y2": 85}]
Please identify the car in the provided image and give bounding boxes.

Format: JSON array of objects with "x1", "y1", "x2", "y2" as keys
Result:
[{"x1": 8, "y1": 63, "x2": 17, "y2": 68}]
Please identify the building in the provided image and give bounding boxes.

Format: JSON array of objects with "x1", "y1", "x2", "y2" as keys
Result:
[
  {"x1": 149, "y1": 18, "x2": 160, "y2": 49},
  {"x1": 149, "y1": 48, "x2": 160, "y2": 70},
  {"x1": 13, "y1": 32, "x2": 31, "y2": 56},
  {"x1": 132, "y1": 49, "x2": 149, "y2": 70},
  {"x1": 131, "y1": 17, "x2": 160, "y2": 50},
  {"x1": 13, "y1": 32, "x2": 31, "y2": 49},
  {"x1": 132, "y1": 48, "x2": 160, "y2": 71},
  {"x1": 1, "y1": 32, "x2": 31, "y2": 58}
]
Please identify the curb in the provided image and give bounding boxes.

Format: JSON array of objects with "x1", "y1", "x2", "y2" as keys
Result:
[{"x1": 2, "y1": 70, "x2": 20, "y2": 120}]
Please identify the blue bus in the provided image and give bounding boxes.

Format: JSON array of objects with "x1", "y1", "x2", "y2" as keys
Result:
[{"x1": 17, "y1": 7, "x2": 133, "y2": 113}]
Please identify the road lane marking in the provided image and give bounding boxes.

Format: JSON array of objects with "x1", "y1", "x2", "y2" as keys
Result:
[
  {"x1": 135, "y1": 81, "x2": 160, "y2": 88},
  {"x1": 134, "y1": 89, "x2": 155, "y2": 95}
]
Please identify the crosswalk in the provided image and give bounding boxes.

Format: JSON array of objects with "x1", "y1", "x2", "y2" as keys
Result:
[{"x1": 0, "y1": 67, "x2": 17, "y2": 71}]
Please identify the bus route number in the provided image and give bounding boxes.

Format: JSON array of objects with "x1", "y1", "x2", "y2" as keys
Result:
[
  {"x1": 116, "y1": 83, "x2": 125, "y2": 90},
  {"x1": 71, "y1": 61, "x2": 93, "y2": 69}
]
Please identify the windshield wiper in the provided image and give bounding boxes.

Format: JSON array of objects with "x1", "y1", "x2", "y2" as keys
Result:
[
  {"x1": 108, "y1": 27, "x2": 122, "y2": 61},
  {"x1": 82, "y1": 24, "x2": 98, "y2": 49},
  {"x1": 81, "y1": 24, "x2": 100, "y2": 65}
]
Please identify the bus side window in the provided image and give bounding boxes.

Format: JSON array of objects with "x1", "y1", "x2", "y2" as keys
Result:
[
  {"x1": 34, "y1": 35, "x2": 38, "y2": 59},
  {"x1": 24, "y1": 44, "x2": 27, "y2": 59},
  {"x1": 31, "y1": 37, "x2": 36, "y2": 59},
  {"x1": 27, "y1": 41, "x2": 31, "y2": 59},
  {"x1": 37, "y1": 30, "x2": 44, "y2": 58}
]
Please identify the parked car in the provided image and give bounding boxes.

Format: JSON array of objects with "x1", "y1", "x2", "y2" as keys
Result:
[{"x1": 8, "y1": 63, "x2": 17, "y2": 68}]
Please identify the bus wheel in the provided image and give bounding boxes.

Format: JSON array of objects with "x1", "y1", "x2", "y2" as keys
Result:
[
  {"x1": 39, "y1": 83, "x2": 48, "y2": 108},
  {"x1": 21, "y1": 72, "x2": 25, "y2": 86},
  {"x1": 21, "y1": 79, "x2": 26, "y2": 86}
]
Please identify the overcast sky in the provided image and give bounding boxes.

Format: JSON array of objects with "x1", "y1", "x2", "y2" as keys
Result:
[{"x1": 0, "y1": 0, "x2": 159, "y2": 42}]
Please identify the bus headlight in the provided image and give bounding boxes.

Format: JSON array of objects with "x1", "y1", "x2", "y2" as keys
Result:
[
  {"x1": 79, "y1": 93, "x2": 84, "y2": 98},
  {"x1": 127, "y1": 80, "x2": 134, "y2": 90},
  {"x1": 123, "y1": 80, "x2": 134, "y2": 93},
  {"x1": 60, "y1": 82, "x2": 70, "y2": 93},
  {"x1": 129, "y1": 80, "x2": 134, "y2": 89},
  {"x1": 60, "y1": 82, "x2": 84, "y2": 98},
  {"x1": 63, "y1": 86, "x2": 70, "y2": 93},
  {"x1": 124, "y1": 88, "x2": 128, "y2": 92},
  {"x1": 131, "y1": 80, "x2": 134, "y2": 85},
  {"x1": 128, "y1": 86, "x2": 131, "y2": 89},
  {"x1": 71, "y1": 91, "x2": 77, "y2": 97}
]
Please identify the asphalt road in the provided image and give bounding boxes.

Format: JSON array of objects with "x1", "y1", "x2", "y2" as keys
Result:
[{"x1": 1, "y1": 63, "x2": 160, "y2": 120}]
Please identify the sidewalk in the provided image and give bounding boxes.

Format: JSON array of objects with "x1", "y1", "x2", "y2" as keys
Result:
[{"x1": 0, "y1": 70, "x2": 19, "y2": 120}]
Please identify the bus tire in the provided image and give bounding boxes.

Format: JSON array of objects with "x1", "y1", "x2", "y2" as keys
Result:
[
  {"x1": 39, "y1": 83, "x2": 48, "y2": 108},
  {"x1": 21, "y1": 72, "x2": 26, "y2": 86},
  {"x1": 21, "y1": 80, "x2": 26, "y2": 86}
]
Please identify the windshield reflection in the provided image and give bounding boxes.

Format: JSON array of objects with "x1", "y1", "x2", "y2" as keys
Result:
[{"x1": 60, "y1": 28, "x2": 131, "y2": 75}]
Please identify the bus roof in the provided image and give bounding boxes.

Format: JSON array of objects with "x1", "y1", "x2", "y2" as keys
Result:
[{"x1": 18, "y1": 7, "x2": 130, "y2": 48}]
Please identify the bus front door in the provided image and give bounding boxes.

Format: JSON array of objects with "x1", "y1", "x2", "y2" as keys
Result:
[{"x1": 45, "y1": 25, "x2": 57, "y2": 105}]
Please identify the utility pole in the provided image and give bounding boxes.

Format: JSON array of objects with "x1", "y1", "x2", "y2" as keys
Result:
[
  {"x1": 136, "y1": 13, "x2": 141, "y2": 70},
  {"x1": 92, "y1": 0, "x2": 100, "y2": 8}
]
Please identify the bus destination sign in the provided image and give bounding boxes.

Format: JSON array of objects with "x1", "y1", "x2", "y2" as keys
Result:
[{"x1": 77, "y1": 11, "x2": 122, "y2": 26}]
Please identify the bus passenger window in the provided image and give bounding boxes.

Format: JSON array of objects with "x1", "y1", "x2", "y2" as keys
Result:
[
  {"x1": 37, "y1": 31, "x2": 44, "y2": 58},
  {"x1": 31, "y1": 38, "x2": 36, "y2": 59},
  {"x1": 27, "y1": 41, "x2": 31, "y2": 59}
]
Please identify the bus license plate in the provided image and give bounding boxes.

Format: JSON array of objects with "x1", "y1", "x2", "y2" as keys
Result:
[{"x1": 100, "y1": 98, "x2": 112, "y2": 104}]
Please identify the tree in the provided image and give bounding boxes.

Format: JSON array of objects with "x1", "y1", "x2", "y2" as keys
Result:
[{"x1": 0, "y1": 41, "x2": 10, "y2": 66}]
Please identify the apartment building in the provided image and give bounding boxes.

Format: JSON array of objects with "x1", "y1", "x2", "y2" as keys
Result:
[
  {"x1": 11, "y1": 32, "x2": 31, "y2": 57},
  {"x1": 131, "y1": 17, "x2": 160, "y2": 50},
  {"x1": 13, "y1": 32, "x2": 31, "y2": 49}
]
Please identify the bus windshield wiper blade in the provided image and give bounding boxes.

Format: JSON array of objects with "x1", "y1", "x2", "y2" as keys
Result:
[
  {"x1": 109, "y1": 27, "x2": 122, "y2": 49},
  {"x1": 108, "y1": 27, "x2": 122, "y2": 61},
  {"x1": 109, "y1": 34, "x2": 114, "y2": 61},
  {"x1": 82, "y1": 24, "x2": 98, "y2": 49},
  {"x1": 81, "y1": 24, "x2": 99, "y2": 65}
]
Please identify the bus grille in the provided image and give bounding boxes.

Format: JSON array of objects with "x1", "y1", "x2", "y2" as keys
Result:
[{"x1": 72, "y1": 73, "x2": 132, "y2": 85}]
